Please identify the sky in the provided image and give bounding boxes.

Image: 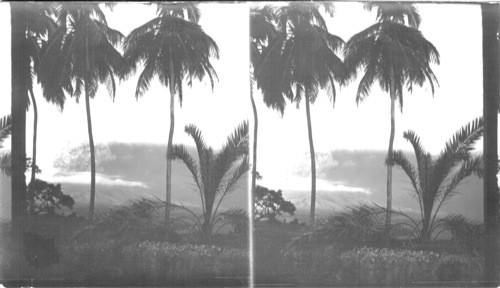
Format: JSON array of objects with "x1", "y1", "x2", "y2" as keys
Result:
[
  {"x1": 0, "y1": 3, "x2": 251, "y2": 172},
  {"x1": 0, "y1": 2, "x2": 489, "y2": 186}
]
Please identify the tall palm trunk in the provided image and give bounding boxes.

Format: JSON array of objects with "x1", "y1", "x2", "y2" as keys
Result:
[
  {"x1": 28, "y1": 87, "x2": 37, "y2": 214},
  {"x1": 85, "y1": 85, "x2": 96, "y2": 221},
  {"x1": 165, "y1": 58, "x2": 175, "y2": 227},
  {"x1": 85, "y1": 37, "x2": 96, "y2": 222},
  {"x1": 385, "y1": 67, "x2": 396, "y2": 236},
  {"x1": 250, "y1": 82, "x2": 258, "y2": 220},
  {"x1": 305, "y1": 97, "x2": 316, "y2": 225},
  {"x1": 482, "y1": 3, "x2": 500, "y2": 285},
  {"x1": 11, "y1": 2, "x2": 28, "y2": 235}
]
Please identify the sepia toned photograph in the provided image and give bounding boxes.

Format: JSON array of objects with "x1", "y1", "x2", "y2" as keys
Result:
[{"x1": 1, "y1": 1, "x2": 499, "y2": 287}]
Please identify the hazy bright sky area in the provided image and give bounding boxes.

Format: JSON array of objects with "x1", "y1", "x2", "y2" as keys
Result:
[{"x1": 0, "y1": 2, "x2": 488, "y2": 184}]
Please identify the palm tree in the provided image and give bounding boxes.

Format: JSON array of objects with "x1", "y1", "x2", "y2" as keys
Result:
[
  {"x1": 391, "y1": 118, "x2": 483, "y2": 243},
  {"x1": 250, "y1": 5, "x2": 278, "y2": 224},
  {"x1": 23, "y1": 3, "x2": 57, "y2": 214},
  {"x1": 38, "y1": 3, "x2": 124, "y2": 221},
  {"x1": 171, "y1": 121, "x2": 249, "y2": 241},
  {"x1": 481, "y1": 3, "x2": 500, "y2": 284},
  {"x1": 121, "y1": 3, "x2": 219, "y2": 226},
  {"x1": 254, "y1": 3, "x2": 346, "y2": 224},
  {"x1": 344, "y1": 3, "x2": 440, "y2": 232}
]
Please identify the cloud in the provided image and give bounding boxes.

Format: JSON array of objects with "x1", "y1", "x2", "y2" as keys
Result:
[
  {"x1": 44, "y1": 172, "x2": 149, "y2": 188},
  {"x1": 260, "y1": 175, "x2": 371, "y2": 195}
]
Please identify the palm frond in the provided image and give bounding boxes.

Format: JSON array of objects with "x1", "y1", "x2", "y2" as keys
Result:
[
  {"x1": 0, "y1": 153, "x2": 11, "y2": 176},
  {"x1": 318, "y1": 204, "x2": 386, "y2": 243},
  {"x1": 365, "y1": 3, "x2": 421, "y2": 29},
  {"x1": 390, "y1": 150, "x2": 422, "y2": 217},
  {"x1": 213, "y1": 156, "x2": 249, "y2": 220},
  {"x1": 0, "y1": 115, "x2": 12, "y2": 149},
  {"x1": 170, "y1": 144, "x2": 204, "y2": 199},
  {"x1": 433, "y1": 117, "x2": 483, "y2": 187}
]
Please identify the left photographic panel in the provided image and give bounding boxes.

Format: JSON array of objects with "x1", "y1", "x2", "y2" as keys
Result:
[{"x1": 1, "y1": 2, "x2": 251, "y2": 287}]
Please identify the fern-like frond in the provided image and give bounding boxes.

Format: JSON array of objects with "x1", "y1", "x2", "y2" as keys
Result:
[
  {"x1": 0, "y1": 115, "x2": 12, "y2": 149},
  {"x1": 0, "y1": 153, "x2": 11, "y2": 176}
]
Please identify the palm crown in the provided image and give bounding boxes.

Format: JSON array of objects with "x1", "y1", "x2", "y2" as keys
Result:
[
  {"x1": 39, "y1": 3, "x2": 124, "y2": 108},
  {"x1": 344, "y1": 4, "x2": 440, "y2": 109},
  {"x1": 121, "y1": 6, "x2": 219, "y2": 104},
  {"x1": 254, "y1": 3, "x2": 346, "y2": 114}
]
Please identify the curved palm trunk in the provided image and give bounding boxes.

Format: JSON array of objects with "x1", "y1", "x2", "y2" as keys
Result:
[
  {"x1": 28, "y1": 87, "x2": 37, "y2": 214},
  {"x1": 165, "y1": 60, "x2": 175, "y2": 228},
  {"x1": 482, "y1": 4, "x2": 500, "y2": 284},
  {"x1": 250, "y1": 83, "x2": 258, "y2": 220},
  {"x1": 11, "y1": 2, "x2": 28, "y2": 235},
  {"x1": 84, "y1": 35, "x2": 96, "y2": 222},
  {"x1": 305, "y1": 98, "x2": 316, "y2": 225},
  {"x1": 385, "y1": 68, "x2": 396, "y2": 237},
  {"x1": 85, "y1": 87, "x2": 96, "y2": 221}
]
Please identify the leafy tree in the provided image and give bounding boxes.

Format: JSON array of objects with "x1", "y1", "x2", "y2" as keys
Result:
[
  {"x1": 171, "y1": 121, "x2": 249, "y2": 241},
  {"x1": 39, "y1": 3, "x2": 124, "y2": 221},
  {"x1": 254, "y1": 3, "x2": 346, "y2": 224},
  {"x1": 22, "y1": 3, "x2": 58, "y2": 214},
  {"x1": 254, "y1": 185, "x2": 295, "y2": 222},
  {"x1": 29, "y1": 179, "x2": 75, "y2": 216},
  {"x1": 390, "y1": 117, "x2": 483, "y2": 243},
  {"x1": 344, "y1": 3, "x2": 440, "y2": 233},
  {"x1": 121, "y1": 3, "x2": 219, "y2": 226}
]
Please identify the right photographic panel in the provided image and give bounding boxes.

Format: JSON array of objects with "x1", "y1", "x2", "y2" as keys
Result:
[{"x1": 250, "y1": 2, "x2": 499, "y2": 286}]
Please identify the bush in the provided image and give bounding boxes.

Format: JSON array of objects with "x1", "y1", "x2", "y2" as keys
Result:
[
  {"x1": 336, "y1": 247, "x2": 483, "y2": 286},
  {"x1": 433, "y1": 254, "x2": 482, "y2": 282},
  {"x1": 339, "y1": 247, "x2": 440, "y2": 286},
  {"x1": 120, "y1": 241, "x2": 248, "y2": 285},
  {"x1": 254, "y1": 185, "x2": 296, "y2": 222},
  {"x1": 281, "y1": 244, "x2": 343, "y2": 285}
]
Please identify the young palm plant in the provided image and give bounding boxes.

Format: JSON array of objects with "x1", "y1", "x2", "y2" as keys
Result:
[
  {"x1": 390, "y1": 117, "x2": 483, "y2": 243},
  {"x1": 121, "y1": 3, "x2": 219, "y2": 226},
  {"x1": 38, "y1": 3, "x2": 124, "y2": 221},
  {"x1": 171, "y1": 121, "x2": 249, "y2": 242},
  {"x1": 254, "y1": 3, "x2": 346, "y2": 224},
  {"x1": 344, "y1": 3, "x2": 440, "y2": 232}
]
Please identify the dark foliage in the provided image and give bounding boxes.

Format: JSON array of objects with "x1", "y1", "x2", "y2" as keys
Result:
[
  {"x1": 22, "y1": 231, "x2": 59, "y2": 268},
  {"x1": 254, "y1": 185, "x2": 296, "y2": 222},
  {"x1": 29, "y1": 179, "x2": 75, "y2": 216}
]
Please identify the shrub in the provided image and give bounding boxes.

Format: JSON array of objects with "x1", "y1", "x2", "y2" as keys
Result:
[
  {"x1": 433, "y1": 254, "x2": 482, "y2": 282},
  {"x1": 254, "y1": 185, "x2": 296, "y2": 222},
  {"x1": 281, "y1": 244, "x2": 343, "y2": 285},
  {"x1": 338, "y1": 247, "x2": 441, "y2": 286},
  {"x1": 120, "y1": 241, "x2": 248, "y2": 285},
  {"x1": 317, "y1": 204, "x2": 386, "y2": 247},
  {"x1": 30, "y1": 179, "x2": 75, "y2": 216}
]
